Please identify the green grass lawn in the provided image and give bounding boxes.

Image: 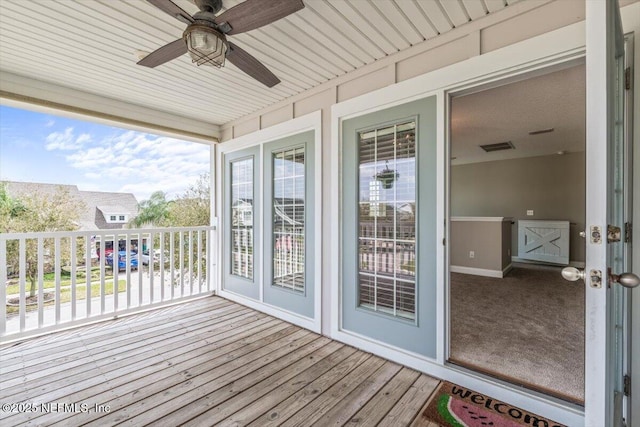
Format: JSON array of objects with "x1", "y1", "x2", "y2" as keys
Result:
[
  {"x1": 5, "y1": 267, "x2": 115, "y2": 295},
  {"x1": 6, "y1": 279, "x2": 127, "y2": 316}
]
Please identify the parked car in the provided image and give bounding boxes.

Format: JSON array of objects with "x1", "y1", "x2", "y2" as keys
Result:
[
  {"x1": 140, "y1": 250, "x2": 169, "y2": 265},
  {"x1": 106, "y1": 251, "x2": 138, "y2": 271}
]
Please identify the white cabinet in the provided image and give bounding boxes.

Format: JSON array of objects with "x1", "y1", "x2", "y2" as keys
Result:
[{"x1": 517, "y1": 220, "x2": 570, "y2": 265}]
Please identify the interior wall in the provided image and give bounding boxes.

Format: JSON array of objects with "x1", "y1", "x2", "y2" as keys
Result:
[{"x1": 450, "y1": 152, "x2": 586, "y2": 263}]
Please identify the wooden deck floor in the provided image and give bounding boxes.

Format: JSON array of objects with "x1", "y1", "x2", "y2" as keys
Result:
[{"x1": 0, "y1": 296, "x2": 441, "y2": 426}]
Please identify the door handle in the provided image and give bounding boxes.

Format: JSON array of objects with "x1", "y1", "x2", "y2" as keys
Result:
[
  {"x1": 608, "y1": 269, "x2": 640, "y2": 288},
  {"x1": 562, "y1": 266, "x2": 585, "y2": 281},
  {"x1": 562, "y1": 267, "x2": 603, "y2": 288}
]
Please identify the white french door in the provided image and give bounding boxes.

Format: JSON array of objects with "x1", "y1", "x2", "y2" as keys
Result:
[
  {"x1": 341, "y1": 96, "x2": 439, "y2": 357},
  {"x1": 218, "y1": 112, "x2": 321, "y2": 332},
  {"x1": 584, "y1": 1, "x2": 635, "y2": 425}
]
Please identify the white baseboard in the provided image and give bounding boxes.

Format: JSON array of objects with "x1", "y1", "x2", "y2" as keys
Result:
[
  {"x1": 511, "y1": 257, "x2": 585, "y2": 268},
  {"x1": 217, "y1": 289, "x2": 321, "y2": 334},
  {"x1": 450, "y1": 265, "x2": 508, "y2": 278}
]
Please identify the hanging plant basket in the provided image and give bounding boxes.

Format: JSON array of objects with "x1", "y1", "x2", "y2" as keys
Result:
[{"x1": 375, "y1": 165, "x2": 399, "y2": 189}]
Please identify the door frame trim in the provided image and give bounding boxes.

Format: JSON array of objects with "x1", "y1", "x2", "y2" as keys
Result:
[
  {"x1": 330, "y1": 17, "x2": 588, "y2": 427},
  {"x1": 216, "y1": 110, "x2": 323, "y2": 333}
]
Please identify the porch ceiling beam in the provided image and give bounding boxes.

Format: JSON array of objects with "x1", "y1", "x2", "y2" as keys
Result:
[{"x1": 0, "y1": 71, "x2": 219, "y2": 144}]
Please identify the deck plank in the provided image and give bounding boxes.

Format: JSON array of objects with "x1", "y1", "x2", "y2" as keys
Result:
[
  {"x1": 0, "y1": 305, "x2": 254, "y2": 390},
  {"x1": 346, "y1": 367, "x2": 423, "y2": 426},
  {"x1": 0, "y1": 299, "x2": 234, "y2": 374},
  {"x1": 247, "y1": 350, "x2": 373, "y2": 427},
  {"x1": 379, "y1": 374, "x2": 441, "y2": 427},
  {"x1": 3, "y1": 310, "x2": 269, "y2": 404},
  {"x1": 22, "y1": 321, "x2": 295, "y2": 426},
  {"x1": 277, "y1": 355, "x2": 387, "y2": 426},
  {"x1": 311, "y1": 360, "x2": 403, "y2": 426},
  {"x1": 216, "y1": 345, "x2": 358, "y2": 426},
  {"x1": 79, "y1": 330, "x2": 319, "y2": 426},
  {"x1": 0, "y1": 296, "x2": 443, "y2": 427}
]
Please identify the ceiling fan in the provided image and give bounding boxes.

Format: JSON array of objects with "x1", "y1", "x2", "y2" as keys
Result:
[{"x1": 139, "y1": 0, "x2": 305, "y2": 87}]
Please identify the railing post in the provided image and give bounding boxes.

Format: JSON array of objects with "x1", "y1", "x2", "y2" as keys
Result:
[{"x1": 0, "y1": 238, "x2": 7, "y2": 336}]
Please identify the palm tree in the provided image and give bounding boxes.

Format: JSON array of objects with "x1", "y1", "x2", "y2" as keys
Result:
[{"x1": 129, "y1": 191, "x2": 170, "y2": 228}]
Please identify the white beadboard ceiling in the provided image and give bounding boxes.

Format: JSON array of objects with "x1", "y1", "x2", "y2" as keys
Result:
[{"x1": 0, "y1": 0, "x2": 520, "y2": 130}]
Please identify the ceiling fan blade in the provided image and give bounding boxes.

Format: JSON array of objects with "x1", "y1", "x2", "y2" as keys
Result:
[
  {"x1": 137, "y1": 39, "x2": 187, "y2": 68},
  {"x1": 215, "y1": 0, "x2": 304, "y2": 35},
  {"x1": 226, "y1": 42, "x2": 280, "y2": 88},
  {"x1": 147, "y1": 0, "x2": 194, "y2": 24}
]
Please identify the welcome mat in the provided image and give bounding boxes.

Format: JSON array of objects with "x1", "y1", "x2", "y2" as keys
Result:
[{"x1": 419, "y1": 381, "x2": 566, "y2": 427}]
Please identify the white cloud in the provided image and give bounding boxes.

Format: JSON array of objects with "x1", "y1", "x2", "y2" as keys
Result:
[
  {"x1": 63, "y1": 130, "x2": 210, "y2": 201},
  {"x1": 45, "y1": 127, "x2": 91, "y2": 151}
]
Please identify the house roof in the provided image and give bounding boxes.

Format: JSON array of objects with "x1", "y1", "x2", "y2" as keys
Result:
[{"x1": 2, "y1": 181, "x2": 138, "y2": 231}]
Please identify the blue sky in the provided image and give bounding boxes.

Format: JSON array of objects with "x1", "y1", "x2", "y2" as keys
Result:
[{"x1": 0, "y1": 105, "x2": 210, "y2": 202}]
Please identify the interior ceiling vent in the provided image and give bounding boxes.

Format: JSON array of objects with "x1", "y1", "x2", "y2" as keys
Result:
[
  {"x1": 479, "y1": 141, "x2": 515, "y2": 152},
  {"x1": 528, "y1": 128, "x2": 555, "y2": 135}
]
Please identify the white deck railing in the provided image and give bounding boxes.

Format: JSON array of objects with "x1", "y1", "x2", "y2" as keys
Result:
[{"x1": 0, "y1": 226, "x2": 216, "y2": 341}]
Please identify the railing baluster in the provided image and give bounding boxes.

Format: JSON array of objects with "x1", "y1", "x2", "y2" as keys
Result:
[
  {"x1": 54, "y1": 237, "x2": 61, "y2": 324},
  {"x1": 170, "y1": 231, "x2": 175, "y2": 300},
  {"x1": 136, "y1": 234, "x2": 142, "y2": 306},
  {"x1": 99, "y1": 235, "x2": 105, "y2": 314},
  {"x1": 19, "y1": 238, "x2": 26, "y2": 331},
  {"x1": 149, "y1": 232, "x2": 154, "y2": 303},
  {"x1": 179, "y1": 231, "x2": 184, "y2": 297},
  {"x1": 189, "y1": 230, "x2": 194, "y2": 295},
  {"x1": 160, "y1": 232, "x2": 165, "y2": 301},
  {"x1": 197, "y1": 230, "x2": 202, "y2": 293},
  {"x1": 71, "y1": 237, "x2": 77, "y2": 320},
  {"x1": 85, "y1": 235, "x2": 91, "y2": 317},
  {"x1": 37, "y1": 237, "x2": 44, "y2": 328}
]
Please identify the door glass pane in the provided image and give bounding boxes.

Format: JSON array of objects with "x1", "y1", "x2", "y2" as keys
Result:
[
  {"x1": 358, "y1": 121, "x2": 416, "y2": 319},
  {"x1": 231, "y1": 158, "x2": 254, "y2": 279},
  {"x1": 273, "y1": 147, "x2": 305, "y2": 292}
]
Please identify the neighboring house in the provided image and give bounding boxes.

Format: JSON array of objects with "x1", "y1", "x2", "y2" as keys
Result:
[{"x1": 2, "y1": 181, "x2": 139, "y2": 231}]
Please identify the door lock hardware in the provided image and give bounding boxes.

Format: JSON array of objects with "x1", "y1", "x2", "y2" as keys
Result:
[
  {"x1": 607, "y1": 225, "x2": 622, "y2": 243},
  {"x1": 590, "y1": 270, "x2": 602, "y2": 288},
  {"x1": 562, "y1": 267, "x2": 605, "y2": 289},
  {"x1": 608, "y1": 268, "x2": 640, "y2": 288},
  {"x1": 590, "y1": 226, "x2": 602, "y2": 244},
  {"x1": 625, "y1": 222, "x2": 632, "y2": 243},
  {"x1": 579, "y1": 231, "x2": 587, "y2": 238}
]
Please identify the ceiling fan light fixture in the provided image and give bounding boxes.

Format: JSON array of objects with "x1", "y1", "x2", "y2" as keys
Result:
[{"x1": 183, "y1": 25, "x2": 227, "y2": 67}]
